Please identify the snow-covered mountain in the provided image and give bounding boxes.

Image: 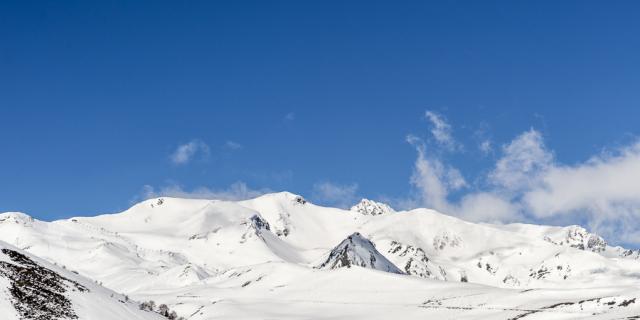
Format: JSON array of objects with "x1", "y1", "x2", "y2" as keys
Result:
[{"x1": 1, "y1": 191, "x2": 640, "y2": 319}]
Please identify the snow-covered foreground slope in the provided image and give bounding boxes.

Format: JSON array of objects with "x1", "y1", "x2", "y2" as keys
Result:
[
  {"x1": 1, "y1": 192, "x2": 640, "y2": 319},
  {"x1": 0, "y1": 240, "x2": 164, "y2": 320}
]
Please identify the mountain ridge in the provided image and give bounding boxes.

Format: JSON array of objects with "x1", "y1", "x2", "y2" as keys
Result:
[{"x1": 1, "y1": 192, "x2": 640, "y2": 319}]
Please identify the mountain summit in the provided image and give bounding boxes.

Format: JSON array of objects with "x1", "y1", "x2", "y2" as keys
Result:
[
  {"x1": 350, "y1": 199, "x2": 395, "y2": 216},
  {"x1": 317, "y1": 232, "x2": 403, "y2": 274}
]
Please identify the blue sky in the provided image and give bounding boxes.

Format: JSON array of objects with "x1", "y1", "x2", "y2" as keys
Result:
[{"x1": 2, "y1": 1, "x2": 640, "y2": 245}]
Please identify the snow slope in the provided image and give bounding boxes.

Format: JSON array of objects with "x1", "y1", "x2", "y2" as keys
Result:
[
  {"x1": 1, "y1": 192, "x2": 640, "y2": 319},
  {"x1": 0, "y1": 240, "x2": 164, "y2": 320}
]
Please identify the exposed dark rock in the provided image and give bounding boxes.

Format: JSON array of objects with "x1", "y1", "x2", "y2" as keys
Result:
[
  {"x1": 293, "y1": 196, "x2": 306, "y2": 205},
  {"x1": 388, "y1": 241, "x2": 433, "y2": 278},
  {"x1": 0, "y1": 248, "x2": 88, "y2": 320},
  {"x1": 619, "y1": 298, "x2": 636, "y2": 307}
]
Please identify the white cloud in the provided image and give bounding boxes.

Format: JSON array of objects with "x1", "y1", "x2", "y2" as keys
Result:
[
  {"x1": 523, "y1": 142, "x2": 640, "y2": 218},
  {"x1": 484, "y1": 131, "x2": 640, "y2": 230},
  {"x1": 405, "y1": 141, "x2": 515, "y2": 223},
  {"x1": 474, "y1": 122, "x2": 493, "y2": 156},
  {"x1": 224, "y1": 140, "x2": 243, "y2": 150},
  {"x1": 406, "y1": 124, "x2": 640, "y2": 244},
  {"x1": 479, "y1": 140, "x2": 493, "y2": 155},
  {"x1": 408, "y1": 136, "x2": 454, "y2": 211},
  {"x1": 424, "y1": 110, "x2": 459, "y2": 151},
  {"x1": 141, "y1": 181, "x2": 270, "y2": 201},
  {"x1": 404, "y1": 133, "x2": 524, "y2": 222},
  {"x1": 446, "y1": 167, "x2": 468, "y2": 190},
  {"x1": 457, "y1": 192, "x2": 521, "y2": 223},
  {"x1": 311, "y1": 181, "x2": 359, "y2": 209},
  {"x1": 516, "y1": 141, "x2": 640, "y2": 244},
  {"x1": 489, "y1": 129, "x2": 553, "y2": 191},
  {"x1": 170, "y1": 140, "x2": 210, "y2": 165},
  {"x1": 406, "y1": 135, "x2": 472, "y2": 216}
]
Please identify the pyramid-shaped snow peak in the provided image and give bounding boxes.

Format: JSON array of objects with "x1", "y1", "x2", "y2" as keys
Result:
[
  {"x1": 317, "y1": 232, "x2": 403, "y2": 274},
  {"x1": 350, "y1": 199, "x2": 395, "y2": 216}
]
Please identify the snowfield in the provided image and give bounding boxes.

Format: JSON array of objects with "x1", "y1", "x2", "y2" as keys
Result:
[{"x1": 1, "y1": 192, "x2": 640, "y2": 319}]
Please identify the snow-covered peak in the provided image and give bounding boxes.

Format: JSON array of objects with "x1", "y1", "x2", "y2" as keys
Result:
[
  {"x1": 544, "y1": 225, "x2": 607, "y2": 253},
  {"x1": 317, "y1": 232, "x2": 403, "y2": 274},
  {"x1": 350, "y1": 199, "x2": 395, "y2": 216},
  {"x1": 252, "y1": 191, "x2": 306, "y2": 202},
  {"x1": 0, "y1": 212, "x2": 34, "y2": 224},
  {"x1": 241, "y1": 192, "x2": 309, "y2": 210}
]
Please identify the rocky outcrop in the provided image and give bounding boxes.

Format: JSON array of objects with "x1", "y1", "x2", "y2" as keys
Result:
[
  {"x1": 544, "y1": 226, "x2": 607, "y2": 253},
  {"x1": 0, "y1": 248, "x2": 88, "y2": 320},
  {"x1": 240, "y1": 214, "x2": 271, "y2": 243},
  {"x1": 388, "y1": 241, "x2": 437, "y2": 279}
]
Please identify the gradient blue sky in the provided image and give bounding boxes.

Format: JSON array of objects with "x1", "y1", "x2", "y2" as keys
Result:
[{"x1": 2, "y1": 1, "x2": 640, "y2": 243}]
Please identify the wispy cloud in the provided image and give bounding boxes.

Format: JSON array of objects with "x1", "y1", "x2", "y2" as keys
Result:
[
  {"x1": 488, "y1": 129, "x2": 553, "y2": 192},
  {"x1": 311, "y1": 181, "x2": 359, "y2": 209},
  {"x1": 404, "y1": 135, "x2": 516, "y2": 223},
  {"x1": 406, "y1": 135, "x2": 467, "y2": 211},
  {"x1": 473, "y1": 122, "x2": 493, "y2": 156},
  {"x1": 424, "y1": 110, "x2": 460, "y2": 151},
  {"x1": 141, "y1": 181, "x2": 270, "y2": 201},
  {"x1": 479, "y1": 140, "x2": 493, "y2": 155},
  {"x1": 284, "y1": 112, "x2": 295, "y2": 121},
  {"x1": 170, "y1": 140, "x2": 210, "y2": 165},
  {"x1": 224, "y1": 140, "x2": 243, "y2": 150}
]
